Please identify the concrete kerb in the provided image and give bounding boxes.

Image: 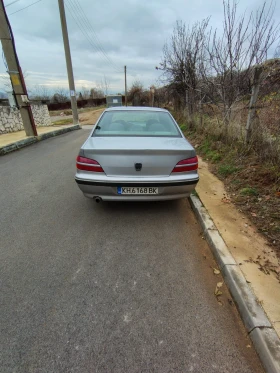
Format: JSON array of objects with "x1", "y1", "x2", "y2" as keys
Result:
[
  {"x1": 0, "y1": 125, "x2": 81, "y2": 155},
  {"x1": 0, "y1": 137, "x2": 37, "y2": 155},
  {"x1": 189, "y1": 194, "x2": 280, "y2": 373},
  {"x1": 36, "y1": 124, "x2": 81, "y2": 141},
  {"x1": 222, "y1": 264, "x2": 271, "y2": 331},
  {"x1": 250, "y1": 328, "x2": 280, "y2": 373},
  {"x1": 190, "y1": 195, "x2": 236, "y2": 268}
]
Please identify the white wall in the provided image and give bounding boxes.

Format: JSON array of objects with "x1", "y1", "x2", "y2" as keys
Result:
[{"x1": 0, "y1": 105, "x2": 51, "y2": 134}]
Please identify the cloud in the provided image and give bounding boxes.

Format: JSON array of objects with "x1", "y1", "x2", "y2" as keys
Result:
[{"x1": 0, "y1": 0, "x2": 279, "y2": 94}]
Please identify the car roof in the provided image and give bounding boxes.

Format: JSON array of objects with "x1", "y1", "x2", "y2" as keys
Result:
[{"x1": 104, "y1": 106, "x2": 169, "y2": 113}]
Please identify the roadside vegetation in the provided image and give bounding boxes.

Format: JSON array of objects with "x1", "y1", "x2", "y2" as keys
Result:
[
  {"x1": 52, "y1": 118, "x2": 73, "y2": 126},
  {"x1": 152, "y1": 0, "x2": 280, "y2": 255},
  {"x1": 177, "y1": 123, "x2": 280, "y2": 255}
]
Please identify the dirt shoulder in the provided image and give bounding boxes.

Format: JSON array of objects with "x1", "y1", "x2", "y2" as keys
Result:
[
  {"x1": 185, "y1": 131, "x2": 280, "y2": 256},
  {"x1": 79, "y1": 108, "x2": 104, "y2": 125},
  {"x1": 50, "y1": 108, "x2": 104, "y2": 126},
  {"x1": 196, "y1": 156, "x2": 280, "y2": 338}
]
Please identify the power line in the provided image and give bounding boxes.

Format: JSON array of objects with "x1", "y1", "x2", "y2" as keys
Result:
[
  {"x1": 67, "y1": 0, "x2": 122, "y2": 73},
  {"x1": 70, "y1": 0, "x2": 122, "y2": 73},
  {"x1": 71, "y1": 0, "x2": 121, "y2": 72},
  {"x1": 69, "y1": 0, "x2": 138, "y2": 78},
  {"x1": 5, "y1": 0, "x2": 21, "y2": 8},
  {"x1": 66, "y1": 0, "x2": 122, "y2": 74},
  {"x1": 65, "y1": 1, "x2": 120, "y2": 73},
  {"x1": 4, "y1": 0, "x2": 137, "y2": 79},
  {"x1": 8, "y1": 0, "x2": 43, "y2": 15},
  {"x1": 65, "y1": 0, "x2": 122, "y2": 74}
]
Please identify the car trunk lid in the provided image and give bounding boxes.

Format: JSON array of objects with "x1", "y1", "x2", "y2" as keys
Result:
[{"x1": 83, "y1": 137, "x2": 196, "y2": 177}]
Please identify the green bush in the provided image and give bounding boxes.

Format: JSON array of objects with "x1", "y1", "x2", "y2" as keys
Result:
[
  {"x1": 180, "y1": 124, "x2": 187, "y2": 131},
  {"x1": 240, "y1": 187, "x2": 258, "y2": 196},
  {"x1": 198, "y1": 139, "x2": 222, "y2": 163},
  {"x1": 199, "y1": 139, "x2": 211, "y2": 154},
  {"x1": 231, "y1": 179, "x2": 242, "y2": 185},
  {"x1": 218, "y1": 164, "x2": 239, "y2": 177},
  {"x1": 207, "y1": 151, "x2": 222, "y2": 163}
]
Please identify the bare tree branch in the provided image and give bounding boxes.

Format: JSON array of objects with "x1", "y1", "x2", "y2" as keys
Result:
[
  {"x1": 160, "y1": 18, "x2": 210, "y2": 114},
  {"x1": 201, "y1": 0, "x2": 280, "y2": 125}
]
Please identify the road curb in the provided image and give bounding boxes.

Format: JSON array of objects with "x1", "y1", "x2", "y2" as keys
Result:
[
  {"x1": 0, "y1": 136, "x2": 37, "y2": 155},
  {"x1": 37, "y1": 124, "x2": 81, "y2": 141},
  {"x1": 189, "y1": 194, "x2": 280, "y2": 373},
  {"x1": 0, "y1": 124, "x2": 81, "y2": 156}
]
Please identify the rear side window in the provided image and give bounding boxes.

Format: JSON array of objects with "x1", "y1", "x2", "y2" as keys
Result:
[{"x1": 92, "y1": 111, "x2": 181, "y2": 137}]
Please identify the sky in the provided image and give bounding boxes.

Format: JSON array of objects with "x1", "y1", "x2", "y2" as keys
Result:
[{"x1": 0, "y1": 0, "x2": 280, "y2": 96}]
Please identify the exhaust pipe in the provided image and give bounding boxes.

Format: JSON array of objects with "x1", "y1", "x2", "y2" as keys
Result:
[{"x1": 94, "y1": 197, "x2": 102, "y2": 203}]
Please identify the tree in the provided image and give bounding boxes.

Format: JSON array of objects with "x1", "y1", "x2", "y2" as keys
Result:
[
  {"x1": 202, "y1": 0, "x2": 280, "y2": 126},
  {"x1": 274, "y1": 43, "x2": 280, "y2": 58},
  {"x1": 101, "y1": 75, "x2": 111, "y2": 96},
  {"x1": 29, "y1": 85, "x2": 51, "y2": 101},
  {"x1": 52, "y1": 87, "x2": 69, "y2": 103},
  {"x1": 128, "y1": 81, "x2": 144, "y2": 105},
  {"x1": 90, "y1": 87, "x2": 104, "y2": 99},
  {"x1": 153, "y1": 85, "x2": 168, "y2": 108},
  {"x1": 160, "y1": 18, "x2": 210, "y2": 116},
  {"x1": 95, "y1": 75, "x2": 111, "y2": 97},
  {"x1": 81, "y1": 86, "x2": 91, "y2": 99}
]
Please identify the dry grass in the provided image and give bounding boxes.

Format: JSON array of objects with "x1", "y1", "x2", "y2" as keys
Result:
[
  {"x1": 182, "y1": 108, "x2": 280, "y2": 165},
  {"x1": 174, "y1": 109, "x2": 280, "y2": 253},
  {"x1": 49, "y1": 105, "x2": 106, "y2": 117},
  {"x1": 52, "y1": 118, "x2": 73, "y2": 125}
]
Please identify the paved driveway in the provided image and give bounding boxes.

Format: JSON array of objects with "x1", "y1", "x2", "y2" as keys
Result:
[{"x1": 0, "y1": 129, "x2": 263, "y2": 372}]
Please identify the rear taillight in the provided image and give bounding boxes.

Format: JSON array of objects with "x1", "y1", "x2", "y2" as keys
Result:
[
  {"x1": 76, "y1": 156, "x2": 104, "y2": 172},
  {"x1": 172, "y1": 156, "x2": 198, "y2": 173}
]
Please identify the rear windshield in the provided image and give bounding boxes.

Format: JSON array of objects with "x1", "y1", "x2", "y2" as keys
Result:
[{"x1": 92, "y1": 111, "x2": 181, "y2": 137}]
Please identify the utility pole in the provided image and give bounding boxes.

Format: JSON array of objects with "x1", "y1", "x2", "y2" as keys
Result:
[
  {"x1": 124, "y1": 65, "x2": 127, "y2": 106},
  {"x1": 58, "y1": 0, "x2": 79, "y2": 124},
  {"x1": 0, "y1": 0, "x2": 37, "y2": 136}
]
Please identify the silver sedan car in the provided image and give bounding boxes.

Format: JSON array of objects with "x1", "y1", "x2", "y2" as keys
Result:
[{"x1": 75, "y1": 107, "x2": 199, "y2": 202}]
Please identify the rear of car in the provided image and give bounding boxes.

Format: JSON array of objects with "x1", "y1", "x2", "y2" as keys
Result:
[{"x1": 75, "y1": 108, "x2": 199, "y2": 201}]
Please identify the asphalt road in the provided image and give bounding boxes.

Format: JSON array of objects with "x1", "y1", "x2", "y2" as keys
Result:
[{"x1": 0, "y1": 129, "x2": 264, "y2": 373}]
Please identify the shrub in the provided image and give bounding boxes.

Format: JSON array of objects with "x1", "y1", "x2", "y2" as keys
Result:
[
  {"x1": 218, "y1": 164, "x2": 239, "y2": 177},
  {"x1": 240, "y1": 187, "x2": 258, "y2": 196}
]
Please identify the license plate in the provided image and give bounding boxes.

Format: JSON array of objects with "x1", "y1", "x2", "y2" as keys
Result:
[{"x1": 117, "y1": 187, "x2": 158, "y2": 195}]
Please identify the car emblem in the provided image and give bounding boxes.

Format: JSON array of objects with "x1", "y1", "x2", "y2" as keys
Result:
[{"x1": 135, "y1": 163, "x2": 142, "y2": 171}]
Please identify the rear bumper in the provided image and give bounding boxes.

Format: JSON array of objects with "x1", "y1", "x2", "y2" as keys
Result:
[{"x1": 75, "y1": 176, "x2": 199, "y2": 201}]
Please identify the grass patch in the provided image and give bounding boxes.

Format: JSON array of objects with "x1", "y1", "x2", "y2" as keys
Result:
[
  {"x1": 206, "y1": 151, "x2": 222, "y2": 163},
  {"x1": 218, "y1": 164, "x2": 239, "y2": 177},
  {"x1": 197, "y1": 140, "x2": 222, "y2": 163},
  {"x1": 240, "y1": 187, "x2": 258, "y2": 196},
  {"x1": 231, "y1": 179, "x2": 242, "y2": 185},
  {"x1": 180, "y1": 124, "x2": 187, "y2": 131},
  {"x1": 198, "y1": 139, "x2": 211, "y2": 154},
  {"x1": 191, "y1": 190, "x2": 199, "y2": 197},
  {"x1": 52, "y1": 118, "x2": 73, "y2": 125}
]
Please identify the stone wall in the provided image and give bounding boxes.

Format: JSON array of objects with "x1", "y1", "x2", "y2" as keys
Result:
[{"x1": 0, "y1": 105, "x2": 52, "y2": 134}]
